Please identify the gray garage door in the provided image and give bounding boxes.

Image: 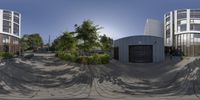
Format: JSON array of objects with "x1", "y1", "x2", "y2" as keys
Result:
[{"x1": 129, "y1": 45, "x2": 153, "y2": 63}]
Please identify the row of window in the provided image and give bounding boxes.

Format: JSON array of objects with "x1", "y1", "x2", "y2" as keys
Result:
[
  {"x1": 13, "y1": 24, "x2": 19, "y2": 35},
  {"x1": 176, "y1": 24, "x2": 200, "y2": 32},
  {"x1": 177, "y1": 12, "x2": 200, "y2": 19},
  {"x1": 2, "y1": 35, "x2": 19, "y2": 44},
  {"x1": 2, "y1": 10, "x2": 20, "y2": 35},
  {"x1": 3, "y1": 21, "x2": 19, "y2": 35},
  {"x1": 175, "y1": 33, "x2": 200, "y2": 56},
  {"x1": 2, "y1": 18, "x2": 20, "y2": 35},
  {"x1": 166, "y1": 10, "x2": 200, "y2": 20},
  {"x1": 177, "y1": 24, "x2": 200, "y2": 32},
  {"x1": 177, "y1": 24, "x2": 186, "y2": 32},
  {"x1": 3, "y1": 10, "x2": 19, "y2": 23},
  {"x1": 3, "y1": 11, "x2": 12, "y2": 21}
]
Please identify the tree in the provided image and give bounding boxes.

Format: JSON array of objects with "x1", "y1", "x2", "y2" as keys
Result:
[
  {"x1": 28, "y1": 33, "x2": 43, "y2": 51},
  {"x1": 75, "y1": 20, "x2": 102, "y2": 55},
  {"x1": 20, "y1": 35, "x2": 30, "y2": 52},
  {"x1": 53, "y1": 32, "x2": 77, "y2": 52},
  {"x1": 100, "y1": 34, "x2": 113, "y2": 51},
  {"x1": 20, "y1": 33, "x2": 43, "y2": 52}
]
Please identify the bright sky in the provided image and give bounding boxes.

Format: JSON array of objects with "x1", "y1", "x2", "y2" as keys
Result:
[{"x1": 1, "y1": 0, "x2": 200, "y2": 43}]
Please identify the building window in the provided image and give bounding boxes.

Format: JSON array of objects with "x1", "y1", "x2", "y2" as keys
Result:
[
  {"x1": 177, "y1": 9, "x2": 187, "y2": 13},
  {"x1": 194, "y1": 34, "x2": 200, "y2": 38},
  {"x1": 177, "y1": 12, "x2": 186, "y2": 19},
  {"x1": 3, "y1": 35, "x2": 10, "y2": 44},
  {"x1": 166, "y1": 24, "x2": 170, "y2": 30},
  {"x1": 166, "y1": 17, "x2": 170, "y2": 22},
  {"x1": 3, "y1": 10, "x2": 12, "y2": 21},
  {"x1": 191, "y1": 10, "x2": 200, "y2": 13},
  {"x1": 14, "y1": 16, "x2": 19, "y2": 24},
  {"x1": 190, "y1": 13, "x2": 200, "y2": 18},
  {"x1": 3, "y1": 20, "x2": 11, "y2": 33},
  {"x1": 166, "y1": 29, "x2": 170, "y2": 38},
  {"x1": 166, "y1": 13, "x2": 170, "y2": 17},
  {"x1": 13, "y1": 23, "x2": 19, "y2": 36},
  {"x1": 13, "y1": 37, "x2": 19, "y2": 45},
  {"x1": 178, "y1": 24, "x2": 186, "y2": 32},
  {"x1": 14, "y1": 12, "x2": 19, "y2": 17},
  {"x1": 177, "y1": 9, "x2": 187, "y2": 19},
  {"x1": 191, "y1": 10, "x2": 200, "y2": 18},
  {"x1": 190, "y1": 24, "x2": 200, "y2": 31}
]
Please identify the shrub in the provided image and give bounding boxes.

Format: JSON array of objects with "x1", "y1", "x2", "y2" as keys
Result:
[
  {"x1": 99, "y1": 54, "x2": 110, "y2": 64},
  {"x1": 56, "y1": 51, "x2": 77, "y2": 62},
  {"x1": 92, "y1": 54, "x2": 102, "y2": 64},
  {"x1": 76, "y1": 56, "x2": 88, "y2": 64},
  {"x1": 76, "y1": 54, "x2": 110, "y2": 65},
  {"x1": 0, "y1": 52, "x2": 14, "y2": 59},
  {"x1": 57, "y1": 51, "x2": 111, "y2": 65}
]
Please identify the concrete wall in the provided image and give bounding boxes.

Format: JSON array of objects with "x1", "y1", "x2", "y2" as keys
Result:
[
  {"x1": 144, "y1": 19, "x2": 163, "y2": 38},
  {"x1": 114, "y1": 35, "x2": 165, "y2": 63}
]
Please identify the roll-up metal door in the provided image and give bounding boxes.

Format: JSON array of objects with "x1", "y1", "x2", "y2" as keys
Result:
[{"x1": 129, "y1": 45, "x2": 153, "y2": 63}]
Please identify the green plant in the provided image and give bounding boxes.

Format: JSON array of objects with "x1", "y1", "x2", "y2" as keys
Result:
[
  {"x1": 0, "y1": 52, "x2": 14, "y2": 59},
  {"x1": 75, "y1": 54, "x2": 110, "y2": 65},
  {"x1": 75, "y1": 20, "x2": 102, "y2": 55},
  {"x1": 92, "y1": 54, "x2": 101, "y2": 64},
  {"x1": 100, "y1": 34, "x2": 113, "y2": 51},
  {"x1": 92, "y1": 54, "x2": 110, "y2": 64},
  {"x1": 56, "y1": 51, "x2": 77, "y2": 62},
  {"x1": 76, "y1": 56, "x2": 88, "y2": 64},
  {"x1": 100, "y1": 54, "x2": 110, "y2": 64}
]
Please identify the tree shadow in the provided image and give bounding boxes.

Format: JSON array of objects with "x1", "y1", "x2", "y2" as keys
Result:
[
  {"x1": 1, "y1": 56, "x2": 200, "y2": 99},
  {"x1": 100, "y1": 58, "x2": 200, "y2": 99}
]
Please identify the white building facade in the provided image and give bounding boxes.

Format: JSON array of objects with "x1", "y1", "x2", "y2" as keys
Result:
[
  {"x1": 0, "y1": 9, "x2": 21, "y2": 53},
  {"x1": 164, "y1": 9, "x2": 200, "y2": 56}
]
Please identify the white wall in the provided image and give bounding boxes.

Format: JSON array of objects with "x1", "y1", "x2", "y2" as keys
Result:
[
  {"x1": 144, "y1": 19, "x2": 163, "y2": 38},
  {"x1": 164, "y1": 11, "x2": 173, "y2": 47},
  {"x1": 0, "y1": 10, "x2": 3, "y2": 33}
]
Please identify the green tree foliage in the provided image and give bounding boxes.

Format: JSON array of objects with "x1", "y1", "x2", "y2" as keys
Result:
[
  {"x1": 28, "y1": 34, "x2": 43, "y2": 50},
  {"x1": 100, "y1": 34, "x2": 113, "y2": 51},
  {"x1": 20, "y1": 35, "x2": 30, "y2": 51},
  {"x1": 75, "y1": 20, "x2": 102, "y2": 54},
  {"x1": 52, "y1": 20, "x2": 113, "y2": 64},
  {"x1": 20, "y1": 34, "x2": 43, "y2": 51},
  {"x1": 53, "y1": 32, "x2": 77, "y2": 52}
]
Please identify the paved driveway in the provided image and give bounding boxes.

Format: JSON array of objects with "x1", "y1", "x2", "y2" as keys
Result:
[{"x1": 0, "y1": 54, "x2": 200, "y2": 100}]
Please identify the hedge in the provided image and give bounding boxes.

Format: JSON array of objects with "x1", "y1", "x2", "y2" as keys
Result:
[
  {"x1": 76, "y1": 54, "x2": 110, "y2": 64},
  {"x1": 56, "y1": 51, "x2": 110, "y2": 64},
  {"x1": 56, "y1": 51, "x2": 77, "y2": 62},
  {"x1": 0, "y1": 52, "x2": 14, "y2": 59}
]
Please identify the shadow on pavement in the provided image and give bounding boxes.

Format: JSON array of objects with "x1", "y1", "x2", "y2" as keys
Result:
[{"x1": 0, "y1": 55, "x2": 200, "y2": 99}]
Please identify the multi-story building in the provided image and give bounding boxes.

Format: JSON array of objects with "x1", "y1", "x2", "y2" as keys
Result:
[
  {"x1": 164, "y1": 9, "x2": 200, "y2": 56},
  {"x1": 0, "y1": 9, "x2": 21, "y2": 53}
]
